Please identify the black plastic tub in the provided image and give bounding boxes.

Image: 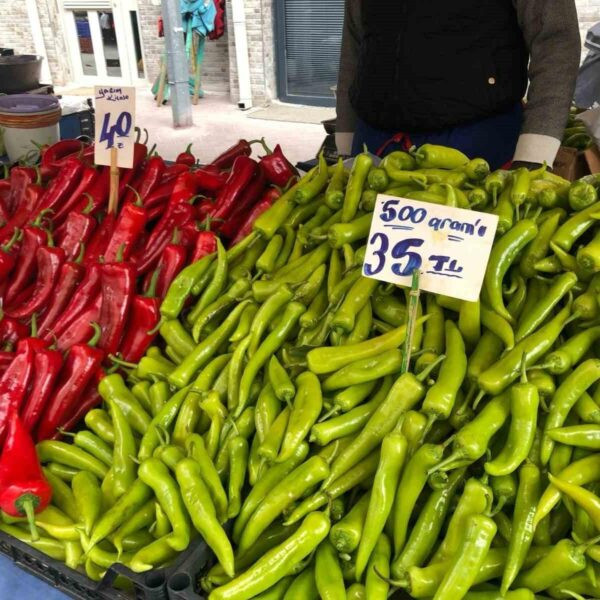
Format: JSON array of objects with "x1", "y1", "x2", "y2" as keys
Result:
[{"x1": 0, "y1": 55, "x2": 42, "y2": 93}]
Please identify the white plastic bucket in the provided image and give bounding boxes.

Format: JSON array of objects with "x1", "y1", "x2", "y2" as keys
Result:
[{"x1": 0, "y1": 94, "x2": 61, "y2": 162}]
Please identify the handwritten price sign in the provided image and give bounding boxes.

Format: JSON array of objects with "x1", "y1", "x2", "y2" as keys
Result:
[
  {"x1": 94, "y1": 86, "x2": 136, "y2": 168},
  {"x1": 363, "y1": 196, "x2": 498, "y2": 301}
]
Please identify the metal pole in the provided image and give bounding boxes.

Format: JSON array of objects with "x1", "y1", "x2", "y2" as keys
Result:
[{"x1": 161, "y1": 0, "x2": 193, "y2": 128}]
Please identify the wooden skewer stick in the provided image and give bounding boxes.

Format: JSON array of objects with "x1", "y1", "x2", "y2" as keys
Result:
[{"x1": 108, "y1": 146, "x2": 119, "y2": 215}]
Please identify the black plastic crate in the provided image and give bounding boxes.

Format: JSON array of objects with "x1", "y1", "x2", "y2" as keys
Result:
[{"x1": 0, "y1": 529, "x2": 210, "y2": 600}]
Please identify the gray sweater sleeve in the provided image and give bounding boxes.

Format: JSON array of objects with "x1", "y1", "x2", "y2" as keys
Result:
[
  {"x1": 335, "y1": 0, "x2": 361, "y2": 155},
  {"x1": 512, "y1": 0, "x2": 581, "y2": 164}
]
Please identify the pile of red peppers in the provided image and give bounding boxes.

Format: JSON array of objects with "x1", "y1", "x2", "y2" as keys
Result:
[{"x1": 0, "y1": 135, "x2": 296, "y2": 446}]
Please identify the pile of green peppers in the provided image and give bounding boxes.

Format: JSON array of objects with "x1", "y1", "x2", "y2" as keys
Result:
[{"x1": 12, "y1": 142, "x2": 600, "y2": 599}]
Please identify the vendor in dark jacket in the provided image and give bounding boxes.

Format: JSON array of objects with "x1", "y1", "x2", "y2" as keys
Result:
[{"x1": 336, "y1": 0, "x2": 582, "y2": 169}]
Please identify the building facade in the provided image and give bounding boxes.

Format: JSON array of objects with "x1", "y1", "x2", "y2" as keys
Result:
[{"x1": 1, "y1": 0, "x2": 599, "y2": 108}]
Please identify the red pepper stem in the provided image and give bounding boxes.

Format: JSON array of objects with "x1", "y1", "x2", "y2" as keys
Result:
[
  {"x1": 75, "y1": 242, "x2": 86, "y2": 264},
  {"x1": 184, "y1": 143, "x2": 193, "y2": 154},
  {"x1": 33, "y1": 166, "x2": 41, "y2": 186},
  {"x1": 148, "y1": 143, "x2": 157, "y2": 156},
  {"x1": 17, "y1": 495, "x2": 40, "y2": 541},
  {"x1": 57, "y1": 428, "x2": 75, "y2": 438},
  {"x1": 143, "y1": 129, "x2": 149, "y2": 145},
  {"x1": 125, "y1": 184, "x2": 143, "y2": 207},
  {"x1": 171, "y1": 228, "x2": 180, "y2": 244},
  {"x1": 1, "y1": 228, "x2": 21, "y2": 252},
  {"x1": 116, "y1": 243, "x2": 125, "y2": 263},
  {"x1": 87, "y1": 322, "x2": 102, "y2": 348},
  {"x1": 145, "y1": 267, "x2": 161, "y2": 298},
  {"x1": 147, "y1": 316, "x2": 165, "y2": 336},
  {"x1": 257, "y1": 137, "x2": 272, "y2": 154},
  {"x1": 33, "y1": 209, "x2": 53, "y2": 227},
  {"x1": 109, "y1": 354, "x2": 138, "y2": 369},
  {"x1": 82, "y1": 193, "x2": 95, "y2": 214},
  {"x1": 2, "y1": 164, "x2": 8, "y2": 179},
  {"x1": 30, "y1": 313, "x2": 38, "y2": 338}
]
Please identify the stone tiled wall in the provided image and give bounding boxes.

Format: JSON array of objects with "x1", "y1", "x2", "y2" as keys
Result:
[
  {"x1": 36, "y1": 0, "x2": 70, "y2": 85},
  {"x1": 0, "y1": 2, "x2": 35, "y2": 55}
]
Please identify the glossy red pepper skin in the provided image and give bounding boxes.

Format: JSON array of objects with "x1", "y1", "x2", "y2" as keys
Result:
[
  {"x1": 52, "y1": 165, "x2": 98, "y2": 224},
  {"x1": 152, "y1": 243, "x2": 187, "y2": 299},
  {"x1": 40, "y1": 140, "x2": 84, "y2": 175},
  {"x1": 20, "y1": 348, "x2": 63, "y2": 432},
  {"x1": 0, "y1": 412, "x2": 52, "y2": 523},
  {"x1": 7, "y1": 167, "x2": 35, "y2": 215},
  {"x1": 143, "y1": 180, "x2": 176, "y2": 210},
  {"x1": 55, "y1": 294, "x2": 102, "y2": 353},
  {"x1": 260, "y1": 144, "x2": 297, "y2": 187},
  {"x1": 191, "y1": 230, "x2": 218, "y2": 263},
  {"x1": 161, "y1": 163, "x2": 190, "y2": 184},
  {"x1": 97, "y1": 260, "x2": 135, "y2": 356},
  {"x1": 72, "y1": 167, "x2": 110, "y2": 214},
  {"x1": 117, "y1": 143, "x2": 148, "y2": 198},
  {"x1": 45, "y1": 264, "x2": 102, "y2": 342},
  {"x1": 36, "y1": 334, "x2": 104, "y2": 442},
  {"x1": 210, "y1": 156, "x2": 258, "y2": 222},
  {"x1": 231, "y1": 187, "x2": 281, "y2": 245},
  {"x1": 0, "y1": 231, "x2": 22, "y2": 282},
  {"x1": 57, "y1": 379, "x2": 103, "y2": 436},
  {"x1": 0, "y1": 184, "x2": 44, "y2": 244},
  {"x1": 176, "y1": 143, "x2": 196, "y2": 167},
  {"x1": 37, "y1": 156, "x2": 84, "y2": 214},
  {"x1": 0, "y1": 341, "x2": 35, "y2": 440},
  {"x1": 6, "y1": 246, "x2": 65, "y2": 319},
  {"x1": 55, "y1": 212, "x2": 96, "y2": 261},
  {"x1": 103, "y1": 201, "x2": 147, "y2": 263},
  {"x1": 38, "y1": 262, "x2": 84, "y2": 338},
  {"x1": 125, "y1": 155, "x2": 166, "y2": 204},
  {"x1": 0, "y1": 316, "x2": 28, "y2": 346},
  {"x1": 0, "y1": 182, "x2": 10, "y2": 224},
  {"x1": 4, "y1": 227, "x2": 48, "y2": 305},
  {"x1": 211, "y1": 139, "x2": 253, "y2": 169},
  {"x1": 0, "y1": 352, "x2": 14, "y2": 376},
  {"x1": 216, "y1": 163, "x2": 266, "y2": 236},
  {"x1": 193, "y1": 168, "x2": 227, "y2": 194},
  {"x1": 84, "y1": 213, "x2": 116, "y2": 265},
  {"x1": 119, "y1": 293, "x2": 160, "y2": 362},
  {"x1": 135, "y1": 202, "x2": 195, "y2": 275}
]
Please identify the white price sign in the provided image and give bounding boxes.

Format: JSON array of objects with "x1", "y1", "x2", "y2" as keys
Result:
[
  {"x1": 363, "y1": 196, "x2": 499, "y2": 302},
  {"x1": 94, "y1": 86, "x2": 136, "y2": 168}
]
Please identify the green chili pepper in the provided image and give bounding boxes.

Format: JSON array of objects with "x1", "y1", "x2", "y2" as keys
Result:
[
  {"x1": 519, "y1": 211, "x2": 563, "y2": 279},
  {"x1": 491, "y1": 184, "x2": 514, "y2": 235},
  {"x1": 485, "y1": 169, "x2": 511, "y2": 204},
  {"x1": 209, "y1": 512, "x2": 330, "y2": 600},
  {"x1": 283, "y1": 566, "x2": 318, "y2": 600},
  {"x1": 36, "y1": 441, "x2": 107, "y2": 480},
  {"x1": 569, "y1": 180, "x2": 598, "y2": 211},
  {"x1": 391, "y1": 468, "x2": 464, "y2": 578},
  {"x1": 327, "y1": 214, "x2": 372, "y2": 249},
  {"x1": 67, "y1": 430, "x2": 112, "y2": 466},
  {"x1": 41, "y1": 468, "x2": 78, "y2": 522},
  {"x1": 315, "y1": 539, "x2": 346, "y2": 600},
  {"x1": 84, "y1": 409, "x2": 115, "y2": 445},
  {"x1": 381, "y1": 150, "x2": 416, "y2": 172},
  {"x1": 293, "y1": 264, "x2": 326, "y2": 306},
  {"x1": 236, "y1": 302, "x2": 306, "y2": 418},
  {"x1": 161, "y1": 253, "x2": 214, "y2": 320},
  {"x1": 414, "y1": 144, "x2": 468, "y2": 169},
  {"x1": 69, "y1": 471, "x2": 101, "y2": 538},
  {"x1": 111, "y1": 499, "x2": 155, "y2": 555},
  {"x1": 159, "y1": 319, "x2": 195, "y2": 358},
  {"x1": 273, "y1": 242, "x2": 332, "y2": 285},
  {"x1": 329, "y1": 490, "x2": 370, "y2": 553},
  {"x1": 485, "y1": 360, "x2": 539, "y2": 476},
  {"x1": 510, "y1": 168, "x2": 531, "y2": 206},
  {"x1": 226, "y1": 436, "x2": 248, "y2": 519},
  {"x1": 98, "y1": 374, "x2": 152, "y2": 435},
  {"x1": 485, "y1": 219, "x2": 539, "y2": 322},
  {"x1": 259, "y1": 406, "x2": 290, "y2": 462},
  {"x1": 365, "y1": 534, "x2": 391, "y2": 600},
  {"x1": 249, "y1": 286, "x2": 294, "y2": 355},
  {"x1": 256, "y1": 234, "x2": 284, "y2": 275},
  {"x1": 464, "y1": 158, "x2": 490, "y2": 182},
  {"x1": 106, "y1": 398, "x2": 137, "y2": 499},
  {"x1": 288, "y1": 196, "x2": 322, "y2": 229},
  {"x1": 367, "y1": 166, "x2": 389, "y2": 192},
  {"x1": 148, "y1": 380, "x2": 168, "y2": 416},
  {"x1": 295, "y1": 154, "x2": 328, "y2": 204},
  {"x1": 553, "y1": 200, "x2": 600, "y2": 251},
  {"x1": 342, "y1": 152, "x2": 373, "y2": 223},
  {"x1": 325, "y1": 157, "x2": 346, "y2": 210},
  {"x1": 331, "y1": 276, "x2": 378, "y2": 333},
  {"x1": 129, "y1": 534, "x2": 178, "y2": 572},
  {"x1": 548, "y1": 424, "x2": 600, "y2": 449}
]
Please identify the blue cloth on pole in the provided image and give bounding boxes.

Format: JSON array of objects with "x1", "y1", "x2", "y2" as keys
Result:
[{"x1": 180, "y1": 0, "x2": 216, "y2": 36}]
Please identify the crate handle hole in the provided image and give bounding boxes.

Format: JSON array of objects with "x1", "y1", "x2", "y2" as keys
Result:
[
  {"x1": 144, "y1": 571, "x2": 165, "y2": 589},
  {"x1": 168, "y1": 573, "x2": 191, "y2": 592}
]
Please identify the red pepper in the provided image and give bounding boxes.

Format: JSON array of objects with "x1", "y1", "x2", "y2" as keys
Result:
[
  {"x1": 176, "y1": 143, "x2": 196, "y2": 167},
  {"x1": 259, "y1": 142, "x2": 298, "y2": 188},
  {"x1": 119, "y1": 269, "x2": 161, "y2": 362},
  {"x1": 4, "y1": 226, "x2": 48, "y2": 305},
  {"x1": 6, "y1": 246, "x2": 65, "y2": 319},
  {"x1": 210, "y1": 156, "x2": 258, "y2": 222},
  {"x1": 7, "y1": 167, "x2": 36, "y2": 215},
  {"x1": 72, "y1": 167, "x2": 110, "y2": 215},
  {"x1": 84, "y1": 213, "x2": 116, "y2": 265},
  {"x1": 151, "y1": 241, "x2": 187, "y2": 299},
  {"x1": 231, "y1": 186, "x2": 281, "y2": 245},
  {"x1": 161, "y1": 163, "x2": 190, "y2": 184},
  {"x1": 0, "y1": 181, "x2": 10, "y2": 224},
  {"x1": 20, "y1": 348, "x2": 63, "y2": 433},
  {"x1": 55, "y1": 294, "x2": 102, "y2": 353},
  {"x1": 97, "y1": 250, "x2": 135, "y2": 356},
  {"x1": 216, "y1": 163, "x2": 266, "y2": 236},
  {"x1": 124, "y1": 155, "x2": 166, "y2": 205},
  {"x1": 51, "y1": 165, "x2": 99, "y2": 224},
  {"x1": 36, "y1": 156, "x2": 84, "y2": 214},
  {"x1": 45, "y1": 264, "x2": 102, "y2": 342},
  {"x1": 0, "y1": 184, "x2": 44, "y2": 244},
  {"x1": 57, "y1": 378, "x2": 102, "y2": 436},
  {"x1": 103, "y1": 198, "x2": 147, "y2": 263},
  {"x1": 135, "y1": 202, "x2": 195, "y2": 275},
  {"x1": 0, "y1": 411, "x2": 52, "y2": 539},
  {"x1": 170, "y1": 171, "x2": 200, "y2": 206},
  {"x1": 117, "y1": 143, "x2": 148, "y2": 199},
  {"x1": 0, "y1": 341, "x2": 36, "y2": 440},
  {"x1": 0, "y1": 351, "x2": 14, "y2": 376},
  {"x1": 191, "y1": 228, "x2": 218, "y2": 263},
  {"x1": 55, "y1": 204, "x2": 96, "y2": 261},
  {"x1": 40, "y1": 139, "x2": 84, "y2": 175},
  {"x1": 144, "y1": 181, "x2": 176, "y2": 210},
  {"x1": 0, "y1": 313, "x2": 28, "y2": 346},
  {"x1": 192, "y1": 167, "x2": 227, "y2": 194},
  {"x1": 0, "y1": 229, "x2": 22, "y2": 281},
  {"x1": 38, "y1": 261, "x2": 84, "y2": 338},
  {"x1": 36, "y1": 324, "x2": 104, "y2": 442},
  {"x1": 211, "y1": 139, "x2": 259, "y2": 169}
]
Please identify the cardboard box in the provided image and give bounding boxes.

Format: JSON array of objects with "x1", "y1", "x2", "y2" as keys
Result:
[{"x1": 553, "y1": 144, "x2": 600, "y2": 181}]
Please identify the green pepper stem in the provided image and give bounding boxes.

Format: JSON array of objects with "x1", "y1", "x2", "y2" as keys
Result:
[
  {"x1": 116, "y1": 243, "x2": 126, "y2": 263},
  {"x1": 428, "y1": 450, "x2": 463, "y2": 475},
  {"x1": 19, "y1": 497, "x2": 40, "y2": 542},
  {"x1": 87, "y1": 322, "x2": 102, "y2": 348},
  {"x1": 490, "y1": 496, "x2": 507, "y2": 517},
  {"x1": 1, "y1": 228, "x2": 22, "y2": 253},
  {"x1": 520, "y1": 353, "x2": 528, "y2": 383},
  {"x1": 472, "y1": 390, "x2": 486, "y2": 411},
  {"x1": 108, "y1": 353, "x2": 137, "y2": 369},
  {"x1": 145, "y1": 267, "x2": 161, "y2": 299},
  {"x1": 75, "y1": 242, "x2": 86, "y2": 264},
  {"x1": 30, "y1": 313, "x2": 38, "y2": 338},
  {"x1": 125, "y1": 184, "x2": 143, "y2": 207},
  {"x1": 373, "y1": 566, "x2": 407, "y2": 589},
  {"x1": 416, "y1": 354, "x2": 446, "y2": 383}
]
